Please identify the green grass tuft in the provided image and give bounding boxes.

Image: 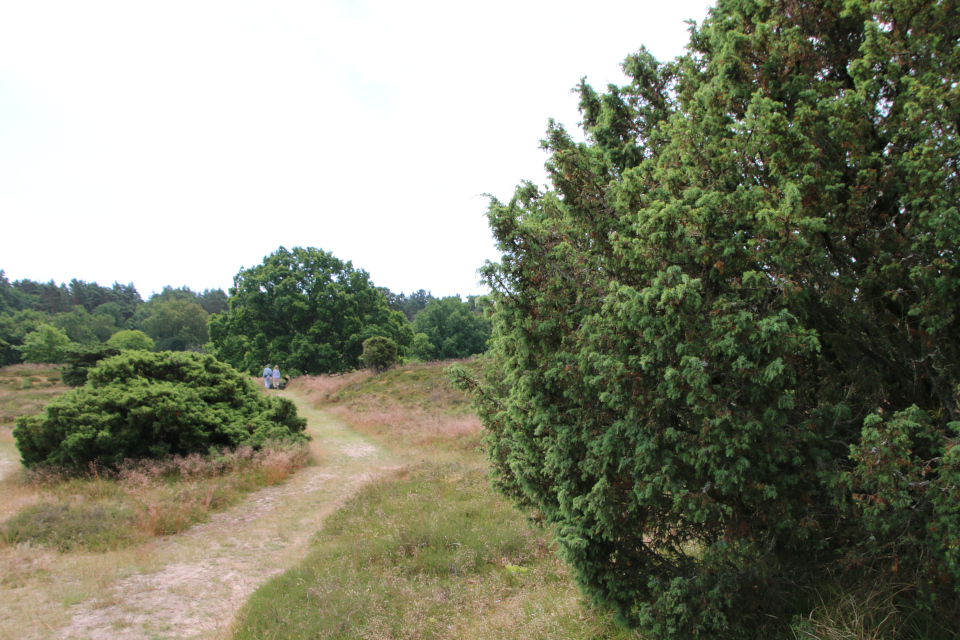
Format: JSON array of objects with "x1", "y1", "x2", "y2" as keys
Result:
[
  {"x1": 231, "y1": 461, "x2": 633, "y2": 640},
  {"x1": 1, "y1": 500, "x2": 140, "y2": 551}
]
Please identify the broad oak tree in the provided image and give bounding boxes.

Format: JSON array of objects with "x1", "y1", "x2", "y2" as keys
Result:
[
  {"x1": 209, "y1": 246, "x2": 412, "y2": 375},
  {"x1": 452, "y1": 0, "x2": 960, "y2": 636},
  {"x1": 140, "y1": 299, "x2": 210, "y2": 352}
]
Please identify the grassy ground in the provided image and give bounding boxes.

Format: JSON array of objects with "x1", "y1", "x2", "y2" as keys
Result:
[
  {"x1": 230, "y1": 361, "x2": 635, "y2": 640},
  {"x1": 0, "y1": 364, "x2": 65, "y2": 427},
  {"x1": 0, "y1": 364, "x2": 69, "y2": 527},
  {"x1": 2, "y1": 360, "x2": 949, "y2": 639},
  {"x1": 1, "y1": 444, "x2": 311, "y2": 551}
]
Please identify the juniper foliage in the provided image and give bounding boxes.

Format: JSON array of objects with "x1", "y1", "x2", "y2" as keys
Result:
[
  {"x1": 14, "y1": 350, "x2": 308, "y2": 470},
  {"x1": 453, "y1": 0, "x2": 960, "y2": 635}
]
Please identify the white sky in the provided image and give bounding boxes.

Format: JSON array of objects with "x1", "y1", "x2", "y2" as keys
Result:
[{"x1": 0, "y1": 0, "x2": 713, "y2": 299}]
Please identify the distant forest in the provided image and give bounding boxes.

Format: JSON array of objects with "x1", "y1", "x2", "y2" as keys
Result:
[{"x1": 0, "y1": 269, "x2": 489, "y2": 368}]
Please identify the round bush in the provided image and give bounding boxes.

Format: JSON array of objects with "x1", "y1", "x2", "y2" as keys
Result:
[
  {"x1": 106, "y1": 329, "x2": 155, "y2": 352},
  {"x1": 359, "y1": 336, "x2": 397, "y2": 373},
  {"x1": 13, "y1": 350, "x2": 308, "y2": 470}
]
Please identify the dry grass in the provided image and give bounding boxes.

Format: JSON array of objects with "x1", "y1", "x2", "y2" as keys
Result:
[
  {"x1": 231, "y1": 360, "x2": 637, "y2": 639},
  {"x1": 0, "y1": 363, "x2": 67, "y2": 426},
  {"x1": 791, "y1": 575, "x2": 959, "y2": 640},
  {"x1": 327, "y1": 405, "x2": 481, "y2": 453},
  {"x1": 231, "y1": 461, "x2": 633, "y2": 640},
  {"x1": 2, "y1": 442, "x2": 312, "y2": 551},
  {"x1": 793, "y1": 582, "x2": 908, "y2": 640},
  {"x1": 287, "y1": 368, "x2": 374, "y2": 404},
  {"x1": 0, "y1": 364, "x2": 71, "y2": 536},
  {"x1": 290, "y1": 360, "x2": 483, "y2": 455}
]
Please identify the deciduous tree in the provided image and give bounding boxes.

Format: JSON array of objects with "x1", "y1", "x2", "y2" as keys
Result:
[
  {"x1": 141, "y1": 300, "x2": 209, "y2": 352},
  {"x1": 17, "y1": 324, "x2": 72, "y2": 364},
  {"x1": 412, "y1": 296, "x2": 490, "y2": 360},
  {"x1": 209, "y1": 246, "x2": 412, "y2": 375},
  {"x1": 107, "y1": 329, "x2": 155, "y2": 352}
]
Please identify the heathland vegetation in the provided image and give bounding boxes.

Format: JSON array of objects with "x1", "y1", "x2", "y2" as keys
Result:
[
  {"x1": 0, "y1": 363, "x2": 310, "y2": 554},
  {"x1": 229, "y1": 362, "x2": 635, "y2": 639},
  {"x1": 1, "y1": 0, "x2": 959, "y2": 637},
  {"x1": 13, "y1": 351, "x2": 308, "y2": 471}
]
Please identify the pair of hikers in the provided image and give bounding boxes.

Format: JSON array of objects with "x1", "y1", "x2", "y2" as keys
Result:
[{"x1": 262, "y1": 364, "x2": 282, "y2": 389}]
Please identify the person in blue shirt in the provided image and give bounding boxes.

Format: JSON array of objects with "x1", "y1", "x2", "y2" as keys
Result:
[
  {"x1": 272, "y1": 365, "x2": 281, "y2": 389},
  {"x1": 263, "y1": 364, "x2": 273, "y2": 389}
]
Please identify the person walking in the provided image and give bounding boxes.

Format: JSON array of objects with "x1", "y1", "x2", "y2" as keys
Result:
[
  {"x1": 272, "y1": 365, "x2": 281, "y2": 390},
  {"x1": 263, "y1": 364, "x2": 273, "y2": 389}
]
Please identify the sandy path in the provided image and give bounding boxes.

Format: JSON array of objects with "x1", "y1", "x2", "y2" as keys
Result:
[
  {"x1": 0, "y1": 448, "x2": 15, "y2": 479},
  {"x1": 0, "y1": 392, "x2": 398, "y2": 640},
  {"x1": 0, "y1": 426, "x2": 19, "y2": 480}
]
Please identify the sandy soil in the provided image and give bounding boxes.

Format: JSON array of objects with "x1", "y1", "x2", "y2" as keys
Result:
[
  {"x1": 0, "y1": 447, "x2": 15, "y2": 481},
  {"x1": 0, "y1": 393, "x2": 398, "y2": 640}
]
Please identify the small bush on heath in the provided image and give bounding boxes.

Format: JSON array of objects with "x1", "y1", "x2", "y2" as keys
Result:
[{"x1": 13, "y1": 350, "x2": 308, "y2": 471}]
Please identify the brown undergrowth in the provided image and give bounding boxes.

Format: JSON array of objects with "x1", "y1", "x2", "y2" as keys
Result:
[
  {"x1": 0, "y1": 363, "x2": 66, "y2": 426},
  {"x1": 1, "y1": 442, "x2": 311, "y2": 552},
  {"x1": 289, "y1": 359, "x2": 482, "y2": 455}
]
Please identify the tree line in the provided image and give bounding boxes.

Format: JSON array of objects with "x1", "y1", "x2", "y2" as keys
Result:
[
  {"x1": 1, "y1": 251, "x2": 491, "y2": 374},
  {"x1": 206, "y1": 246, "x2": 491, "y2": 376},
  {"x1": 0, "y1": 273, "x2": 228, "y2": 365}
]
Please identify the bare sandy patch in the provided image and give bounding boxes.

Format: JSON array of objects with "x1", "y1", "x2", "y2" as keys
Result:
[
  {"x1": 0, "y1": 429, "x2": 19, "y2": 480},
  {"x1": 340, "y1": 443, "x2": 378, "y2": 458}
]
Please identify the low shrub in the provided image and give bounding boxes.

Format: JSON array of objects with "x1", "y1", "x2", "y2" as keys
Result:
[
  {"x1": 60, "y1": 343, "x2": 121, "y2": 387},
  {"x1": 359, "y1": 336, "x2": 398, "y2": 373},
  {"x1": 13, "y1": 350, "x2": 308, "y2": 470}
]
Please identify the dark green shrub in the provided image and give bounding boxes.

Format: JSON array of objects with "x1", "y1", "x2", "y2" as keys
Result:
[
  {"x1": 13, "y1": 350, "x2": 308, "y2": 470},
  {"x1": 453, "y1": 0, "x2": 960, "y2": 636},
  {"x1": 60, "y1": 343, "x2": 121, "y2": 387},
  {"x1": 360, "y1": 336, "x2": 398, "y2": 373}
]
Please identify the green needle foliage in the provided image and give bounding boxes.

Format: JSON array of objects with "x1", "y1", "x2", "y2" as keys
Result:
[
  {"x1": 453, "y1": 0, "x2": 960, "y2": 636},
  {"x1": 13, "y1": 350, "x2": 308, "y2": 470}
]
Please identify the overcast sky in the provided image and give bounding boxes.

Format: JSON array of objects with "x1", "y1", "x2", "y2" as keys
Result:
[{"x1": 1, "y1": 0, "x2": 713, "y2": 300}]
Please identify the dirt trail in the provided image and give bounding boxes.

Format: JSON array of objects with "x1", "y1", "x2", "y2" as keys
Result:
[
  {"x1": 2, "y1": 392, "x2": 398, "y2": 640},
  {"x1": 0, "y1": 447, "x2": 15, "y2": 481}
]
